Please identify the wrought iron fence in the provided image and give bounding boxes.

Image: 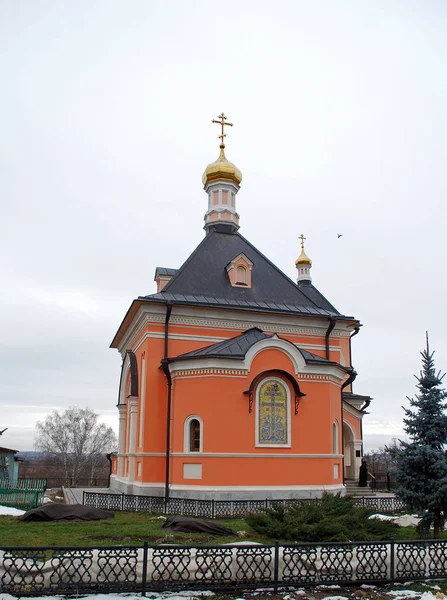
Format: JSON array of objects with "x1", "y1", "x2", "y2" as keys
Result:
[
  {"x1": 83, "y1": 491, "x2": 407, "y2": 517},
  {"x1": 1, "y1": 539, "x2": 447, "y2": 596}
]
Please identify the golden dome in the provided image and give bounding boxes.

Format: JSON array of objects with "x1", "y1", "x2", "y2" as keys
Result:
[
  {"x1": 295, "y1": 248, "x2": 312, "y2": 267},
  {"x1": 202, "y1": 144, "x2": 242, "y2": 186}
]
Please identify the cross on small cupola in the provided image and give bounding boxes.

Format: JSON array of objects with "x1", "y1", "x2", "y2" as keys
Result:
[{"x1": 295, "y1": 233, "x2": 312, "y2": 284}]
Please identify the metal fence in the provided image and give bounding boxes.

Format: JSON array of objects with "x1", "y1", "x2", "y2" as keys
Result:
[
  {"x1": 83, "y1": 491, "x2": 407, "y2": 517},
  {"x1": 1, "y1": 539, "x2": 447, "y2": 596}
]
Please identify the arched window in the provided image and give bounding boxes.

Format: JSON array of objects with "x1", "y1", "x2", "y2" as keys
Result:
[
  {"x1": 333, "y1": 420, "x2": 339, "y2": 454},
  {"x1": 236, "y1": 266, "x2": 247, "y2": 284},
  {"x1": 184, "y1": 415, "x2": 203, "y2": 452},
  {"x1": 256, "y1": 378, "x2": 291, "y2": 447}
]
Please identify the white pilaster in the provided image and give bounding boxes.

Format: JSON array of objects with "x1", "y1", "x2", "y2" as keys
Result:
[
  {"x1": 138, "y1": 357, "x2": 146, "y2": 448},
  {"x1": 127, "y1": 396, "x2": 138, "y2": 482},
  {"x1": 117, "y1": 404, "x2": 126, "y2": 477}
]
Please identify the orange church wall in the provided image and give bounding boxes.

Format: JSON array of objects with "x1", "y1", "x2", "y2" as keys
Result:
[
  {"x1": 164, "y1": 346, "x2": 344, "y2": 488},
  {"x1": 342, "y1": 409, "x2": 361, "y2": 439},
  {"x1": 113, "y1": 313, "x2": 355, "y2": 494}
]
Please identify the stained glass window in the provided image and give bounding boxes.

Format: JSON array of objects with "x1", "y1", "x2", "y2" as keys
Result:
[{"x1": 257, "y1": 379, "x2": 289, "y2": 446}]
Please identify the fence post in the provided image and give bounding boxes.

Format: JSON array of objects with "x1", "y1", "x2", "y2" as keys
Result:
[
  {"x1": 273, "y1": 541, "x2": 279, "y2": 593},
  {"x1": 212, "y1": 498, "x2": 215, "y2": 519},
  {"x1": 141, "y1": 541, "x2": 148, "y2": 597},
  {"x1": 121, "y1": 492, "x2": 124, "y2": 511},
  {"x1": 265, "y1": 498, "x2": 269, "y2": 510},
  {"x1": 390, "y1": 540, "x2": 395, "y2": 583},
  {"x1": 83, "y1": 491, "x2": 85, "y2": 505}
]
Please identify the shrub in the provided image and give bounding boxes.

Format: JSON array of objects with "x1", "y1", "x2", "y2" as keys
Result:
[{"x1": 246, "y1": 493, "x2": 400, "y2": 542}]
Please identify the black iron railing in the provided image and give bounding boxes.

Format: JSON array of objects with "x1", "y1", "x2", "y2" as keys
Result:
[
  {"x1": 1, "y1": 539, "x2": 447, "y2": 596},
  {"x1": 83, "y1": 491, "x2": 407, "y2": 517}
]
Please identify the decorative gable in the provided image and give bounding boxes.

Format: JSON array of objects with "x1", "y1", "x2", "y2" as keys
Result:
[{"x1": 226, "y1": 253, "x2": 253, "y2": 288}]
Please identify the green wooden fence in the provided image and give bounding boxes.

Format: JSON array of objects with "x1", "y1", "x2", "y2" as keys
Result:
[{"x1": 0, "y1": 479, "x2": 46, "y2": 510}]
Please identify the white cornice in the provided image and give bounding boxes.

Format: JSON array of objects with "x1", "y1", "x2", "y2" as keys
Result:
[
  {"x1": 116, "y1": 303, "x2": 355, "y2": 355},
  {"x1": 343, "y1": 402, "x2": 364, "y2": 420}
]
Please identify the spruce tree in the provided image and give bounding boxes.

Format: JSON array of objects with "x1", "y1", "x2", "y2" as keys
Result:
[{"x1": 389, "y1": 334, "x2": 447, "y2": 538}]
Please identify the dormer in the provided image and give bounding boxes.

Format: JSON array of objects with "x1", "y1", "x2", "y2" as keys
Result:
[
  {"x1": 226, "y1": 253, "x2": 253, "y2": 288},
  {"x1": 154, "y1": 267, "x2": 177, "y2": 292}
]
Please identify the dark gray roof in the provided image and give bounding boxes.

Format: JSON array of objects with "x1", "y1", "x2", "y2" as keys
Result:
[
  {"x1": 171, "y1": 327, "x2": 339, "y2": 367},
  {"x1": 172, "y1": 327, "x2": 272, "y2": 360},
  {"x1": 154, "y1": 267, "x2": 178, "y2": 279},
  {"x1": 141, "y1": 228, "x2": 354, "y2": 320}
]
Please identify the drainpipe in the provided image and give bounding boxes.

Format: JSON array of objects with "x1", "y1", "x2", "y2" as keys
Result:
[
  {"x1": 325, "y1": 318, "x2": 336, "y2": 360},
  {"x1": 341, "y1": 369, "x2": 357, "y2": 486},
  {"x1": 161, "y1": 302, "x2": 173, "y2": 503},
  {"x1": 348, "y1": 325, "x2": 361, "y2": 388}
]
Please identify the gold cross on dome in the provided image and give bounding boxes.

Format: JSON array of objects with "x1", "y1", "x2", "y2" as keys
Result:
[
  {"x1": 212, "y1": 112, "x2": 233, "y2": 145},
  {"x1": 299, "y1": 234, "x2": 306, "y2": 249}
]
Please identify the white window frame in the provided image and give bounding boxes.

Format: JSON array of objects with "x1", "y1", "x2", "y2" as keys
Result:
[
  {"x1": 255, "y1": 377, "x2": 291, "y2": 448},
  {"x1": 184, "y1": 415, "x2": 203, "y2": 453}
]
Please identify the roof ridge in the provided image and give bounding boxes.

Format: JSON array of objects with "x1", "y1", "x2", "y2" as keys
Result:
[{"x1": 298, "y1": 282, "x2": 339, "y2": 314}]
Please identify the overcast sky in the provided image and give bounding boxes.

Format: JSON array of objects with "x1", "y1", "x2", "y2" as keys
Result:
[{"x1": 1, "y1": 1, "x2": 446, "y2": 454}]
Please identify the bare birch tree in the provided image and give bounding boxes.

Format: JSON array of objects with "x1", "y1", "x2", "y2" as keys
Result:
[{"x1": 35, "y1": 407, "x2": 117, "y2": 486}]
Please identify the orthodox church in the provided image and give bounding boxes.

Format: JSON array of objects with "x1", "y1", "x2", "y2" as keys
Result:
[{"x1": 110, "y1": 114, "x2": 371, "y2": 500}]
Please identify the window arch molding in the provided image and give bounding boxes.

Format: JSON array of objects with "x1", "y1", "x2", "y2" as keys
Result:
[
  {"x1": 244, "y1": 369, "x2": 305, "y2": 414},
  {"x1": 255, "y1": 376, "x2": 292, "y2": 448},
  {"x1": 118, "y1": 350, "x2": 139, "y2": 406},
  {"x1": 184, "y1": 415, "x2": 203, "y2": 453}
]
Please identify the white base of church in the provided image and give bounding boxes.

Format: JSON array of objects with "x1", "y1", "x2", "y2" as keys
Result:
[{"x1": 110, "y1": 476, "x2": 346, "y2": 500}]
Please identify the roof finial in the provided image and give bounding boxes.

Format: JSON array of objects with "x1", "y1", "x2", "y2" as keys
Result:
[
  {"x1": 296, "y1": 234, "x2": 312, "y2": 284},
  {"x1": 212, "y1": 112, "x2": 233, "y2": 149}
]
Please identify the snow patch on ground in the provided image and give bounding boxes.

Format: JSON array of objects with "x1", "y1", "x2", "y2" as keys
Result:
[
  {"x1": 388, "y1": 591, "x2": 421, "y2": 598},
  {"x1": 0, "y1": 504, "x2": 25, "y2": 516},
  {"x1": 370, "y1": 513, "x2": 420, "y2": 527}
]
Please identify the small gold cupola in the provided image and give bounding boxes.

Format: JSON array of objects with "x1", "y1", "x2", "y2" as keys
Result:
[
  {"x1": 203, "y1": 113, "x2": 242, "y2": 234},
  {"x1": 296, "y1": 234, "x2": 312, "y2": 283}
]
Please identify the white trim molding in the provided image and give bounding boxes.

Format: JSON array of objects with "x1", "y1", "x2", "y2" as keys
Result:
[{"x1": 116, "y1": 303, "x2": 357, "y2": 355}]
